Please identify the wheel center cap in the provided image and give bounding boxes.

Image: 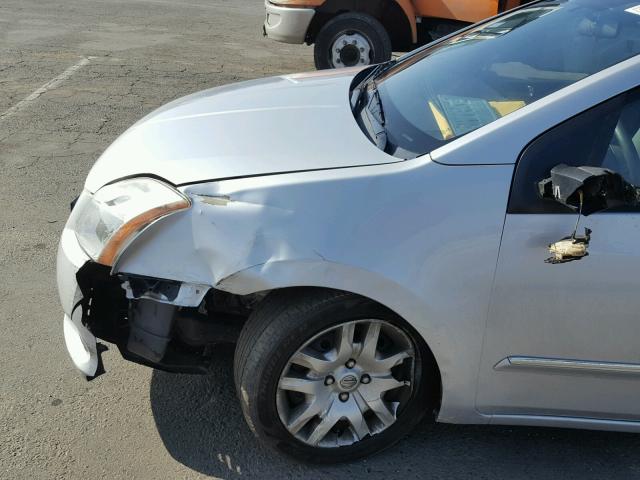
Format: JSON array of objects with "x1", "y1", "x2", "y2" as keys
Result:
[
  {"x1": 338, "y1": 374, "x2": 359, "y2": 391},
  {"x1": 339, "y1": 44, "x2": 360, "y2": 66}
]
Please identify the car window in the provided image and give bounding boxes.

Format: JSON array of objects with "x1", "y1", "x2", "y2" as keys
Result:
[
  {"x1": 508, "y1": 87, "x2": 640, "y2": 214},
  {"x1": 375, "y1": 0, "x2": 640, "y2": 158}
]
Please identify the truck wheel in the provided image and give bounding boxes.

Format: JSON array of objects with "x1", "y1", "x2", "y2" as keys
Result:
[
  {"x1": 314, "y1": 13, "x2": 392, "y2": 70},
  {"x1": 234, "y1": 289, "x2": 439, "y2": 462}
]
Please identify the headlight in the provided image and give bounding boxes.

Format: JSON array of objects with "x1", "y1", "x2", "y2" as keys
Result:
[{"x1": 69, "y1": 178, "x2": 191, "y2": 266}]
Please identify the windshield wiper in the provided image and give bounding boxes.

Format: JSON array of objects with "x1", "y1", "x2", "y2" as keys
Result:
[
  {"x1": 350, "y1": 61, "x2": 395, "y2": 151},
  {"x1": 356, "y1": 84, "x2": 387, "y2": 150},
  {"x1": 360, "y1": 59, "x2": 396, "y2": 87},
  {"x1": 350, "y1": 59, "x2": 396, "y2": 109}
]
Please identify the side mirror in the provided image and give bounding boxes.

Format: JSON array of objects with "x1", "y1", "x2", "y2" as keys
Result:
[
  {"x1": 538, "y1": 165, "x2": 639, "y2": 264},
  {"x1": 538, "y1": 164, "x2": 638, "y2": 216}
]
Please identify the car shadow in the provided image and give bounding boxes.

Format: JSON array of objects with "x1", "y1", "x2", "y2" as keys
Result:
[{"x1": 150, "y1": 347, "x2": 640, "y2": 479}]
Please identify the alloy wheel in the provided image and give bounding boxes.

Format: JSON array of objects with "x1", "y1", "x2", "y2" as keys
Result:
[{"x1": 276, "y1": 319, "x2": 415, "y2": 447}]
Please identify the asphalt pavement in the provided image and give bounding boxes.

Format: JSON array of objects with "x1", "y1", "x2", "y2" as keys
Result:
[{"x1": 2, "y1": 1, "x2": 640, "y2": 478}]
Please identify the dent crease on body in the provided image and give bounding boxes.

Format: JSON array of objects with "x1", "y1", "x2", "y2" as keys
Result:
[{"x1": 188, "y1": 193, "x2": 317, "y2": 291}]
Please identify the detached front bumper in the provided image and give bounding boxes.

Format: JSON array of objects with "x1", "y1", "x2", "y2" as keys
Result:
[
  {"x1": 57, "y1": 226, "x2": 241, "y2": 380},
  {"x1": 57, "y1": 228, "x2": 100, "y2": 377},
  {"x1": 264, "y1": 0, "x2": 315, "y2": 44}
]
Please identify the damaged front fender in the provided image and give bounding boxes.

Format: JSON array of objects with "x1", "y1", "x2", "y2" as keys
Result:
[
  {"x1": 111, "y1": 179, "x2": 330, "y2": 288},
  {"x1": 69, "y1": 158, "x2": 513, "y2": 425}
]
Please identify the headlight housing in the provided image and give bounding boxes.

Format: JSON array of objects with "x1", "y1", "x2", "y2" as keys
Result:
[{"x1": 69, "y1": 178, "x2": 191, "y2": 266}]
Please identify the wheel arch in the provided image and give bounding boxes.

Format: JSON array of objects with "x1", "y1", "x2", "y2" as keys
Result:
[
  {"x1": 306, "y1": 0, "x2": 416, "y2": 49},
  {"x1": 217, "y1": 259, "x2": 443, "y2": 405}
]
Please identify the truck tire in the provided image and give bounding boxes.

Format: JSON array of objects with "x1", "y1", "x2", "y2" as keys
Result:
[
  {"x1": 314, "y1": 13, "x2": 392, "y2": 70},
  {"x1": 234, "y1": 288, "x2": 439, "y2": 462}
]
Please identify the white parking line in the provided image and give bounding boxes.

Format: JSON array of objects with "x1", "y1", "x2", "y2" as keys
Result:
[
  {"x1": 0, "y1": 56, "x2": 93, "y2": 122},
  {"x1": 121, "y1": 0, "x2": 244, "y2": 10}
]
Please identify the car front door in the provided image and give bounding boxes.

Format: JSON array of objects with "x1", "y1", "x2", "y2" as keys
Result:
[{"x1": 477, "y1": 86, "x2": 640, "y2": 422}]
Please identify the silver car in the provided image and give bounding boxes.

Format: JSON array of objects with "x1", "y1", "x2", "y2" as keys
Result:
[{"x1": 57, "y1": 0, "x2": 640, "y2": 462}]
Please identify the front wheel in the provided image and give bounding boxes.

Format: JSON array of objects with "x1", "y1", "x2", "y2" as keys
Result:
[
  {"x1": 234, "y1": 289, "x2": 439, "y2": 463},
  {"x1": 313, "y1": 13, "x2": 392, "y2": 70}
]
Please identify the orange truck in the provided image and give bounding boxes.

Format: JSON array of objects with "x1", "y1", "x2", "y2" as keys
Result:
[{"x1": 264, "y1": 0, "x2": 534, "y2": 68}]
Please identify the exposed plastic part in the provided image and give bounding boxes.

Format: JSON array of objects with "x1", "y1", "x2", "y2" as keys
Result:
[
  {"x1": 127, "y1": 299, "x2": 177, "y2": 363},
  {"x1": 73, "y1": 262, "x2": 238, "y2": 374},
  {"x1": 121, "y1": 276, "x2": 209, "y2": 307},
  {"x1": 538, "y1": 164, "x2": 640, "y2": 216},
  {"x1": 175, "y1": 309, "x2": 243, "y2": 346}
]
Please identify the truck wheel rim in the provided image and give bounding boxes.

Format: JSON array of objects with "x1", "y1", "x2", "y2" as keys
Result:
[
  {"x1": 331, "y1": 33, "x2": 371, "y2": 68},
  {"x1": 276, "y1": 319, "x2": 415, "y2": 447}
]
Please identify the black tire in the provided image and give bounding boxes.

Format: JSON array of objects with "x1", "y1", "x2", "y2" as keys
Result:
[
  {"x1": 313, "y1": 13, "x2": 392, "y2": 70},
  {"x1": 234, "y1": 288, "x2": 439, "y2": 463}
]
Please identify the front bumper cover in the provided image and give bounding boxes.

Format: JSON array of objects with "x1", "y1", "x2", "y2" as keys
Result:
[
  {"x1": 57, "y1": 227, "x2": 240, "y2": 379},
  {"x1": 61, "y1": 260, "x2": 214, "y2": 378},
  {"x1": 57, "y1": 228, "x2": 102, "y2": 378},
  {"x1": 264, "y1": 0, "x2": 315, "y2": 44}
]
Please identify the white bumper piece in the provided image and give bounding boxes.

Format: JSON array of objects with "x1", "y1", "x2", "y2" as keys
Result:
[
  {"x1": 57, "y1": 228, "x2": 98, "y2": 376},
  {"x1": 264, "y1": 0, "x2": 315, "y2": 44}
]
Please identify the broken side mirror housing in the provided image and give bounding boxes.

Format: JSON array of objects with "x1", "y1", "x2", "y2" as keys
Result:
[{"x1": 538, "y1": 164, "x2": 639, "y2": 215}]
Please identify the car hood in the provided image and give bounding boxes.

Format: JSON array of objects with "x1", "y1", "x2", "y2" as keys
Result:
[{"x1": 84, "y1": 68, "x2": 397, "y2": 192}]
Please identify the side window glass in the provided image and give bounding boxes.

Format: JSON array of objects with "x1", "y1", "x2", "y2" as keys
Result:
[{"x1": 509, "y1": 88, "x2": 640, "y2": 214}]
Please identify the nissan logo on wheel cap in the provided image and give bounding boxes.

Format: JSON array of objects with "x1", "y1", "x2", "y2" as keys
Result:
[{"x1": 339, "y1": 374, "x2": 358, "y2": 390}]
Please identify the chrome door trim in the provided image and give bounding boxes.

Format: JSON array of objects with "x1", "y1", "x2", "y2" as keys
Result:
[
  {"x1": 494, "y1": 356, "x2": 640, "y2": 376},
  {"x1": 489, "y1": 413, "x2": 640, "y2": 433}
]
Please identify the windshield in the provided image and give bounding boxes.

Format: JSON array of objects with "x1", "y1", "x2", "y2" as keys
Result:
[{"x1": 367, "y1": 0, "x2": 640, "y2": 158}]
